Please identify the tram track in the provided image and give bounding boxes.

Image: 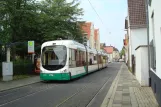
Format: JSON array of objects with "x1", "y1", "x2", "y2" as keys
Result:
[
  {"x1": 53, "y1": 64, "x2": 121, "y2": 107},
  {"x1": 0, "y1": 82, "x2": 59, "y2": 107},
  {"x1": 0, "y1": 72, "x2": 105, "y2": 107},
  {"x1": 85, "y1": 77, "x2": 112, "y2": 107},
  {"x1": 0, "y1": 63, "x2": 122, "y2": 107},
  {"x1": 54, "y1": 76, "x2": 112, "y2": 107}
]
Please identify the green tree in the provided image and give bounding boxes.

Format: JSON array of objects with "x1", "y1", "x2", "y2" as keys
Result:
[
  {"x1": 0, "y1": 0, "x2": 84, "y2": 60},
  {"x1": 0, "y1": 0, "x2": 84, "y2": 43},
  {"x1": 39, "y1": 0, "x2": 84, "y2": 42},
  {"x1": 120, "y1": 47, "x2": 125, "y2": 58}
]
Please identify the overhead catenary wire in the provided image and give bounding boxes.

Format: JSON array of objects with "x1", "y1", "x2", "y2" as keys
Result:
[
  {"x1": 87, "y1": 0, "x2": 104, "y2": 26},
  {"x1": 87, "y1": 0, "x2": 109, "y2": 31},
  {"x1": 87, "y1": 0, "x2": 114, "y2": 47}
]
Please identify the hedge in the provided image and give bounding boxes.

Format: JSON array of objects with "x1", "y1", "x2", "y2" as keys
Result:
[{"x1": 0, "y1": 62, "x2": 36, "y2": 78}]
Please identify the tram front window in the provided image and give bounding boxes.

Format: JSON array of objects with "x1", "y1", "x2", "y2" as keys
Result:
[{"x1": 41, "y1": 45, "x2": 67, "y2": 70}]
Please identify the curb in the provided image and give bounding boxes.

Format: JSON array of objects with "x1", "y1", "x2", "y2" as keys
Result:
[
  {"x1": 0, "y1": 78, "x2": 41, "y2": 92},
  {"x1": 100, "y1": 65, "x2": 123, "y2": 107}
]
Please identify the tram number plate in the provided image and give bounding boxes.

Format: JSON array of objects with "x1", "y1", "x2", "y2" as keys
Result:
[{"x1": 49, "y1": 74, "x2": 54, "y2": 76}]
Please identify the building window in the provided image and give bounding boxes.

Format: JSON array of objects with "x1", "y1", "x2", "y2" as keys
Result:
[{"x1": 149, "y1": 0, "x2": 152, "y2": 6}]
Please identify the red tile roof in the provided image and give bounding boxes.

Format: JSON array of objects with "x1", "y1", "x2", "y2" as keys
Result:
[
  {"x1": 81, "y1": 22, "x2": 91, "y2": 39},
  {"x1": 94, "y1": 29, "x2": 99, "y2": 41},
  {"x1": 128, "y1": 0, "x2": 147, "y2": 28},
  {"x1": 104, "y1": 46, "x2": 113, "y2": 54}
]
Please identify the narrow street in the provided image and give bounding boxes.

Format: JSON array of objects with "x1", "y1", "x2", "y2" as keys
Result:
[{"x1": 0, "y1": 63, "x2": 122, "y2": 107}]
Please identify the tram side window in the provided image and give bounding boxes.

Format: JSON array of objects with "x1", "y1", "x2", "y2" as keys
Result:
[
  {"x1": 89, "y1": 53, "x2": 94, "y2": 65},
  {"x1": 101, "y1": 56, "x2": 103, "y2": 64},
  {"x1": 99, "y1": 55, "x2": 102, "y2": 64},
  {"x1": 94, "y1": 55, "x2": 97, "y2": 64},
  {"x1": 69, "y1": 49, "x2": 72, "y2": 67},
  {"x1": 103, "y1": 56, "x2": 105, "y2": 63},
  {"x1": 76, "y1": 50, "x2": 86, "y2": 67},
  {"x1": 98, "y1": 55, "x2": 100, "y2": 64},
  {"x1": 104, "y1": 56, "x2": 107, "y2": 63},
  {"x1": 97, "y1": 55, "x2": 99, "y2": 64},
  {"x1": 76, "y1": 50, "x2": 79, "y2": 67},
  {"x1": 103, "y1": 56, "x2": 106, "y2": 64},
  {"x1": 79, "y1": 51, "x2": 83, "y2": 66},
  {"x1": 69, "y1": 49, "x2": 76, "y2": 68},
  {"x1": 83, "y1": 51, "x2": 86, "y2": 65},
  {"x1": 94, "y1": 56, "x2": 96, "y2": 60}
]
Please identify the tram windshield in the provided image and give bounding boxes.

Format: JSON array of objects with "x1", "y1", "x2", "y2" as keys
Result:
[{"x1": 41, "y1": 45, "x2": 67, "y2": 70}]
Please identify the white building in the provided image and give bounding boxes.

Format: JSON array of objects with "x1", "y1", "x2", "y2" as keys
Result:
[
  {"x1": 112, "y1": 48, "x2": 120, "y2": 61},
  {"x1": 126, "y1": 0, "x2": 148, "y2": 70},
  {"x1": 104, "y1": 46, "x2": 119, "y2": 62},
  {"x1": 148, "y1": 0, "x2": 161, "y2": 106}
]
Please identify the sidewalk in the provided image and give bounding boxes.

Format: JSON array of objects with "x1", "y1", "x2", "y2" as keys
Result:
[
  {"x1": 101, "y1": 63, "x2": 159, "y2": 107},
  {"x1": 0, "y1": 76, "x2": 41, "y2": 92}
]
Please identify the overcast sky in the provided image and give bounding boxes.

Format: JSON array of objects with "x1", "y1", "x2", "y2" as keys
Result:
[{"x1": 74, "y1": 0, "x2": 127, "y2": 51}]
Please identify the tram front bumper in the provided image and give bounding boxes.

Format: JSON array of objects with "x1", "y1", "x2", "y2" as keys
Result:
[{"x1": 40, "y1": 73, "x2": 70, "y2": 80}]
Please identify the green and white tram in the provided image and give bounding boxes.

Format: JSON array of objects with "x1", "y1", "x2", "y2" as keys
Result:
[{"x1": 40, "y1": 40, "x2": 108, "y2": 81}]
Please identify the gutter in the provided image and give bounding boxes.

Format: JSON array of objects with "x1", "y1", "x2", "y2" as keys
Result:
[{"x1": 145, "y1": 0, "x2": 150, "y2": 86}]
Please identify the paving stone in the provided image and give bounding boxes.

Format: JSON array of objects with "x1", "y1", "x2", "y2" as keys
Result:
[
  {"x1": 123, "y1": 89, "x2": 129, "y2": 92},
  {"x1": 117, "y1": 84, "x2": 122, "y2": 87},
  {"x1": 123, "y1": 86, "x2": 129, "y2": 89},
  {"x1": 122, "y1": 93, "x2": 130, "y2": 96},
  {"x1": 116, "y1": 86, "x2": 122, "y2": 91},
  {"x1": 112, "y1": 104, "x2": 122, "y2": 107},
  {"x1": 122, "y1": 101, "x2": 131, "y2": 105},
  {"x1": 123, "y1": 96, "x2": 130, "y2": 101},
  {"x1": 123, "y1": 99, "x2": 131, "y2": 102},
  {"x1": 103, "y1": 64, "x2": 159, "y2": 107},
  {"x1": 113, "y1": 100, "x2": 122, "y2": 104},
  {"x1": 122, "y1": 105, "x2": 132, "y2": 107},
  {"x1": 115, "y1": 91, "x2": 122, "y2": 94},
  {"x1": 131, "y1": 87, "x2": 159, "y2": 107}
]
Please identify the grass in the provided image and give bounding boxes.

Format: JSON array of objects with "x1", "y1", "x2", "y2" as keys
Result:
[
  {"x1": 13, "y1": 75, "x2": 33, "y2": 80},
  {"x1": 129, "y1": 68, "x2": 132, "y2": 72},
  {"x1": 0, "y1": 75, "x2": 34, "y2": 81},
  {"x1": 128, "y1": 66, "x2": 132, "y2": 72}
]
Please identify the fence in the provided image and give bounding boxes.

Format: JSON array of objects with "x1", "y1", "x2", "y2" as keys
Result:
[{"x1": 0, "y1": 42, "x2": 41, "y2": 79}]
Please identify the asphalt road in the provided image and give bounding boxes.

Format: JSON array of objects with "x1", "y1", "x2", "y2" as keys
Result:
[{"x1": 0, "y1": 63, "x2": 122, "y2": 107}]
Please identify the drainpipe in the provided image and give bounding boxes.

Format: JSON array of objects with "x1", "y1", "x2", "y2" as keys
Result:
[{"x1": 145, "y1": 0, "x2": 150, "y2": 86}]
